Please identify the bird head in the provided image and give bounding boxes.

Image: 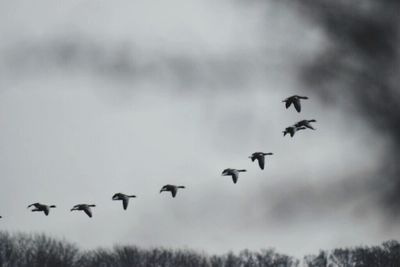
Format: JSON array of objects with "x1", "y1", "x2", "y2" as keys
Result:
[{"x1": 221, "y1": 169, "x2": 230, "y2": 176}]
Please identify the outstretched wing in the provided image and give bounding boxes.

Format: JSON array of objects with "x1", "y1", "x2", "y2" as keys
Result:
[
  {"x1": 122, "y1": 198, "x2": 129, "y2": 210},
  {"x1": 257, "y1": 156, "x2": 265, "y2": 170},
  {"x1": 293, "y1": 99, "x2": 301, "y2": 112},
  {"x1": 171, "y1": 187, "x2": 177, "y2": 198},
  {"x1": 84, "y1": 207, "x2": 92, "y2": 218},
  {"x1": 232, "y1": 173, "x2": 238, "y2": 184},
  {"x1": 305, "y1": 124, "x2": 315, "y2": 130}
]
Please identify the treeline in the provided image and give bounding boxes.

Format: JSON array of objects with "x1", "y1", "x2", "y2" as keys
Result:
[{"x1": 0, "y1": 231, "x2": 398, "y2": 267}]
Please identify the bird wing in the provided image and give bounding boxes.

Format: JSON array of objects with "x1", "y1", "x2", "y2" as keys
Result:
[
  {"x1": 257, "y1": 156, "x2": 265, "y2": 170},
  {"x1": 44, "y1": 207, "x2": 49, "y2": 216},
  {"x1": 232, "y1": 173, "x2": 238, "y2": 184},
  {"x1": 285, "y1": 99, "x2": 291, "y2": 109},
  {"x1": 293, "y1": 99, "x2": 301, "y2": 112},
  {"x1": 171, "y1": 187, "x2": 177, "y2": 198},
  {"x1": 305, "y1": 123, "x2": 315, "y2": 130},
  {"x1": 122, "y1": 198, "x2": 129, "y2": 210},
  {"x1": 84, "y1": 207, "x2": 92, "y2": 218}
]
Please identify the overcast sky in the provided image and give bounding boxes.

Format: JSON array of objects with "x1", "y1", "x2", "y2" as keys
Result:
[{"x1": 0, "y1": 0, "x2": 398, "y2": 258}]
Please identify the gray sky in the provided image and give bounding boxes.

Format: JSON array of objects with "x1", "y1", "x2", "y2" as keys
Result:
[{"x1": 0, "y1": 0, "x2": 398, "y2": 257}]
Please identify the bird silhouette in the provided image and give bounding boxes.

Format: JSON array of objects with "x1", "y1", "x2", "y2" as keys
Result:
[
  {"x1": 112, "y1": 193, "x2": 136, "y2": 210},
  {"x1": 221, "y1": 168, "x2": 247, "y2": 184},
  {"x1": 71, "y1": 204, "x2": 96, "y2": 218},
  {"x1": 27, "y1": 203, "x2": 56, "y2": 216},
  {"x1": 282, "y1": 95, "x2": 309, "y2": 112},
  {"x1": 295, "y1": 119, "x2": 317, "y2": 130},
  {"x1": 160, "y1": 184, "x2": 185, "y2": 198},
  {"x1": 249, "y1": 152, "x2": 273, "y2": 170}
]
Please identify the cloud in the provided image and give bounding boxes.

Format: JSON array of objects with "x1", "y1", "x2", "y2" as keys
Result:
[{"x1": 286, "y1": 0, "x2": 400, "y2": 220}]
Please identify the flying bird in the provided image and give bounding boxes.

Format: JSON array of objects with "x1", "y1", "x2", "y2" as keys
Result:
[
  {"x1": 112, "y1": 193, "x2": 136, "y2": 210},
  {"x1": 283, "y1": 126, "x2": 307, "y2": 137},
  {"x1": 221, "y1": 168, "x2": 247, "y2": 184},
  {"x1": 249, "y1": 152, "x2": 273, "y2": 170},
  {"x1": 295, "y1": 119, "x2": 317, "y2": 130},
  {"x1": 282, "y1": 95, "x2": 309, "y2": 112},
  {"x1": 160, "y1": 184, "x2": 185, "y2": 198},
  {"x1": 27, "y1": 203, "x2": 56, "y2": 216},
  {"x1": 70, "y1": 204, "x2": 96, "y2": 218}
]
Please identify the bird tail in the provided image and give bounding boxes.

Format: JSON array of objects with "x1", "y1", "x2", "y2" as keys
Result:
[
  {"x1": 128, "y1": 195, "x2": 137, "y2": 198},
  {"x1": 178, "y1": 186, "x2": 185, "y2": 189},
  {"x1": 238, "y1": 169, "x2": 246, "y2": 172}
]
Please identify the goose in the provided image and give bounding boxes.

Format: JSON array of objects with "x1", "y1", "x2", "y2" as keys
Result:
[
  {"x1": 249, "y1": 152, "x2": 273, "y2": 170},
  {"x1": 27, "y1": 203, "x2": 56, "y2": 216},
  {"x1": 71, "y1": 204, "x2": 96, "y2": 218},
  {"x1": 295, "y1": 119, "x2": 317, "y2": 130},
  {"x1": 283, "y1": 126, "x2": 307, "y2": 137},
  {"x1": 160, "y1": 184, "x2": 185, "y2": 198},
  {"x1": 112, "y1": 193, "x2": 136, "y2": 210},
  {"x1": 282, "y1": 95, "x2": 308, "y2": 112},
  {"x1": 221, "y1": 168, "x2": 246, "y2": 184}
]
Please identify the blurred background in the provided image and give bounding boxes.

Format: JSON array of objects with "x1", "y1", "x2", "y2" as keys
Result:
[{"x1": 0, "y1": 0, "x2": 399, "y2": 257}]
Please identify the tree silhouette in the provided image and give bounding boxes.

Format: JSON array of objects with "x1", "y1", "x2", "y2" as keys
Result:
[{"x1": 0, "y1": 231, "x2": 398, "y2": 266}]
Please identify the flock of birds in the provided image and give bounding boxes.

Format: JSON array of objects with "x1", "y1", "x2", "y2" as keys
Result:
[{"x1": 0, "y1": 95, "x2": 316, "y2": 219}]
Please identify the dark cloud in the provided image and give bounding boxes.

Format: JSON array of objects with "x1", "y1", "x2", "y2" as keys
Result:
[{"x1": 285, "y1": 0, "x2": 400, "y2": 220}]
